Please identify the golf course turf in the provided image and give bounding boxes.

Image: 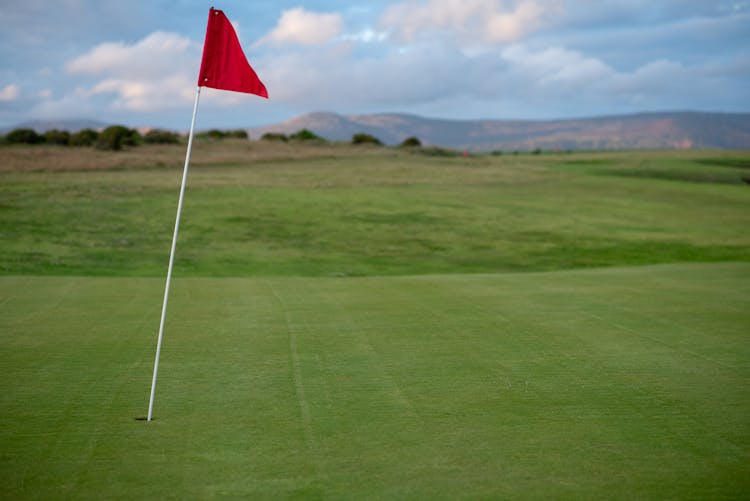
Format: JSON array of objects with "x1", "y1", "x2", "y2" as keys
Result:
[{"x1": 1, "y1": 143, "x2": 748, "y2": 499}]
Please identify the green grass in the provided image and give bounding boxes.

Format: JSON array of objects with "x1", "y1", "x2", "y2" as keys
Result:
[
  {"x1": 1, "y1": 147, "x2": 749, "y2": 498},
  {"x1": 556, "y1": 150, "x2": 750, "y2": 184},
  {"x1": 0, "y1": 263, "x2": 748, "y2": 499},
  {"x1": 1, "y1": 150, "x2": 749, "y2": 276}
]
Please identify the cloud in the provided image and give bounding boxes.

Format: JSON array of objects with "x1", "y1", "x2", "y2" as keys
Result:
[
  {"x1": 251, "y1": 29, "x2": 747, "y2": 120},
  {"x1": 257, "y1": 8, "x2": 343, "y2": 46},
  {"x1": 342, "y1": 29, "x2": 389, "y2": 43},
  {"x1": 257, "y1": 40, "x2": 598, "y2": 109},
  {"x1": 3, "y1": 2, "x2": 746, "y2": 128},
  {"x1": 485, "y1": 1, "x2": 546, "y2": 42},
  {"x1": 66, "y1": 32, "x2": 195, "y2": 78},
  {"x1": 563, "y1": 0, "x2": 748, "y2": 28},
  {"x1": 251, "y1": 42, "x2": 436, "y2": 107},
  {"x1": 492, "y1": 44, "x2": 746, "y2": 114},
  {"x1": 65, "y1": 31, "x2": 202, "y2": 112},
  {"x1": 0, "y1": 84, "x2": 21, "y2": 101},
  {"x1": 501, "y1": 45, "x2": 613, "y2": 88},
  {"x1": 84, "y1": 75, "x2": 196, "y2": 112},
  {"x1": 380, "y1": 0, "x2": 561, "y2": 45}
]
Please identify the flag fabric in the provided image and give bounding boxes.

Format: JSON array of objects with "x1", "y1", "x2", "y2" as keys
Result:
[{"x1": 198, "y1": 7, "x2": 268, "y2": 98}]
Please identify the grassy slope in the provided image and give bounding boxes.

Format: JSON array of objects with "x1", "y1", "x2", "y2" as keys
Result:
[
  {"x1": 1, "y1": 147, "x2": 749, "y2": 276},
  {"x1": 0, "y1": 264, "x2": 748, "y2": 499}
]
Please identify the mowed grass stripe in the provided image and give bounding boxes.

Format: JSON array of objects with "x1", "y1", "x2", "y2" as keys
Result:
[{"x1": 1, "y1": 262, "x2": 748, "y2": 499}]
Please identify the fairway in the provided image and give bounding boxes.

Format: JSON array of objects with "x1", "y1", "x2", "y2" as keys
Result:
[
  {"x1": 1, "y1": 145, "x2": 749, "y2": 499},
  {"x1": 1, "y1": 264, "x2": 749, "y2": 499}
]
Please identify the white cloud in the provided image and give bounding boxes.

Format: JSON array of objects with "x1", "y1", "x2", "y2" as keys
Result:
[
  {"x1": 258, "y1": 8, "x2": 343, "y2": 46},
  {"x1": 0, "y1": 84, "x2": 21, "y2": 101},
  {"x1": 342, "y1": 29, "x2": 389, "y2": 43},
  {"x1": 26, "y1": 27, "x2": 271, "y2": 121},
  {"x1": 251, "y1": 31, "x2": 743, "y2": 120},
  {"x1": 501, "y1": 45, "x2": 613, "y2": 87},
  {"x1": 67, "y1": 32, "x2": 195, "y2": 78},
  {"x1": 85, "y1": 75, "x2": 196, "y2": 112},
  {"x1": 254, "y1": 40, "x2": 474, "y2": 109},
  {"x1": 380, "y1": 0, "x2": 562, "y2": 45},
  {"x1": 486, "y1": 1, "x2": 546, "y2": 42},
  {"x1": 491, "y1": 44, "x2": 729, "y2": 113},
  {"x1": 64, "y1": 31, "x2": 204, "y2": 112}
]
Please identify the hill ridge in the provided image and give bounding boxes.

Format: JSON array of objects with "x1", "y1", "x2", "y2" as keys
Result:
[{"x1": 249, "y1": 110, "x2": 750, "y2": 151}]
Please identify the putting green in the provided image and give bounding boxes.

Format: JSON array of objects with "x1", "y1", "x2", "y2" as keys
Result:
[{"x1": 1, "y1": 262, "x2": 748, "y2": 499}]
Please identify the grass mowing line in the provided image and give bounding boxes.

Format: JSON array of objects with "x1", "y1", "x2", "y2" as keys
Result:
[
  {"x1": 583, "y1": 309, "x2": 735, "y2": 371},
  {"x1": 269, "y1": 282, "x2": 315, "y2": 448},
  {"x1": 267, "y1": 280, "x2": 328, "y2": 493},
  {"x1": 596, "y1": 295, "x2": 750, "y2": 469},
  {"x1": 561, "y1": 266, "x2": 749, "y2": 371},
  {"x1": 317, "y1": 287, "x2": 418, "y2": 418},
  {"x1": 1, "y1": 278, "x2": 163, "y2": 496}
]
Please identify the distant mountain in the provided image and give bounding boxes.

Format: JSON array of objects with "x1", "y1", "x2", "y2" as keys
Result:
[
  {"x1": 248, "y1": 111, "x2": 750, "y2": 151},
  {"x1": 1, "y1": 119, "x2": 109, "y2": 134}
]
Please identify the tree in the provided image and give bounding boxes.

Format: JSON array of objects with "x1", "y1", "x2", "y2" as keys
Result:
[
  {"x1": 204, "y1": 129, "x2": 227, "y2": 139},
  {"x1": 96, "y1": 125, "x2": 140, "y2": 150},
  {"x1": 228, "y1": 129, "x2": 248, "y2": 139},
  {"x1": 290, "y1": 129, "x2": 323, "y2": 141},
  {"x1": 69, "y1": 129, "x2": 99, "y2": 147},
  {"x1": 143, "y1": 129, "x2": 179, "y2": 144},
  {"x1": 261, "y1": 132, "x2": 288, "y2": 142},
  {"x1": 352, "y1": 133, "x2": 383, "y2": 145},
  {"x1": 399, "y1": 136, "x2": 421, "y2": 148},
  {"x1": 5, "y1": 128, "x2": 43, "y2": 144},
  {"x1": 418, "y1": 146, "x2": 459, "y2": 157},
  {"x1": 44, "y1": 129, "x2": 71, "y2": 145}
]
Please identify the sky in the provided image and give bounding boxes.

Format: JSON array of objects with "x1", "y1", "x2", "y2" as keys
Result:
[{"x1": 1, "y1": 0, "x2": 749, "y2": 130}]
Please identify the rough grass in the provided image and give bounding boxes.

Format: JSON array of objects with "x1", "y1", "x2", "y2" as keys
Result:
[
  {"x1": 0, "y1": 138, "x2": 397, "y2": 172},
  {"x1": 557, "y1": 150, "x2": 750, "y2": 184},
  {"x1": 1, "y1": 146, "x2": 748, "y2": 276}
]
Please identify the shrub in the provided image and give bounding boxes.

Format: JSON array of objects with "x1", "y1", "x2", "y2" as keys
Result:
[
  {"x1": 204, "y1": 129, "x2": 227, "y2": 139},
  {"x1": 69, "y1": 129, "x2": 99, "y2": 147},
  {"x1": 290, "y1": 129, "x2": 323, "y2": 141},
  {"x1": 399, "y1": 136, "x2": 421, "y2": 148},
  {"x1": 6, "y1": 128, "x2": 44, "y2": 144},
  {"x1": 352, "y1": 133, "x2": 383, "y2": 145},
  {"x1": 261, "y1": 132, "x2": 288, "y2": 142},
  {"x1": 417, "y1": 146, "x2": 459, "y2": 157},
  {"x1": 96, "y1": 125, "x2": 140, "y2": 150},
  {"x1": 143, "y1": 129, "x2": 180, "y2": 144},
  {"x1": 228, "y1": 129, "x2": 248, "y2": 139},
  {"x1": 44, "y1": 129, "x2": 71, "y2": 145}
]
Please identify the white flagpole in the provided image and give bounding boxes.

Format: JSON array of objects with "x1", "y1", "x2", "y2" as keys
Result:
[{"x1": 147, "y1": 85, "x2": 202, "y2": 421}]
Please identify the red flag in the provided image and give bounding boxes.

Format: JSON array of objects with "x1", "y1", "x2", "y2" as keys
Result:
[{"x1": 198, "y1": 8, "x2": 268, "y2": 98}]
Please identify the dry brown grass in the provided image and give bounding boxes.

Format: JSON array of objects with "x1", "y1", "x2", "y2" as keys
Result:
[{"x1": 0, "y1": 139, "x2": 395, "y2": 172}]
